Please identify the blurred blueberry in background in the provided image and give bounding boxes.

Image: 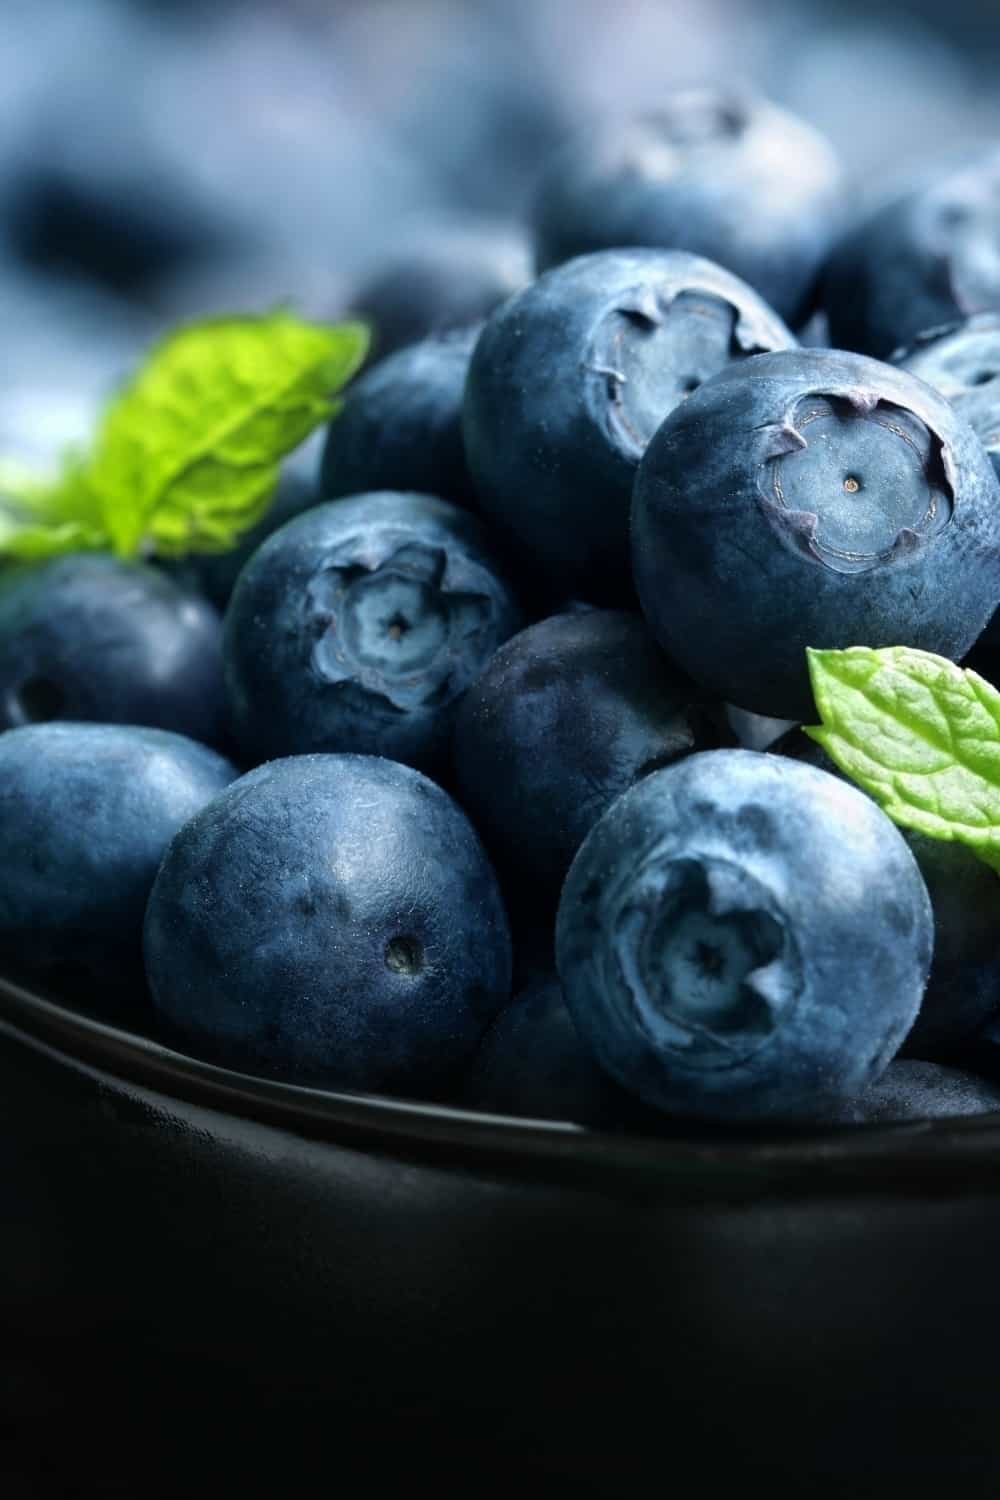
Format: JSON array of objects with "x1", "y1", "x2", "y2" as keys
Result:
[{"x1": 1, "y1": 0, "x2": 1000, "y2": 503}]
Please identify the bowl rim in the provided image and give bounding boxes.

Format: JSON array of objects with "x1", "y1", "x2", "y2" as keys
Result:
[{"x1": 4, "y1": 970, "x2": 1000, "y2": 1194}]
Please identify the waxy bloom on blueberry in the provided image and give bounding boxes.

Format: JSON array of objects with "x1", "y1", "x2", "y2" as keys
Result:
[
  {"x1": 774, "y1": 727, "x2": 1000, "y2": 1056},
  {"x1": 144, "y1": 754, "x2": 511, "y2": 1095},
  {"x1": 632, "y1": 349, "x2": 1000, "y2": 719},
  {"x1": 0, "y1": 553, "x2": 228, "y2": 746},
  {"x1": 894, "y1": 313, "x2": 1000, "y2": 483},
  {"x1": 319, "y1": 327, "x2": 479, "y2": 510},
  {"x1": 453, "y1": 609, "x2": 728, "y2": 915},
  {"x1": 893, "y1": 314, "x2": 1000, "y2": 653},
  {"x1": 464, "y1": 247, "x2": 795, "y2": 601},
  {"x1": 224, "y1": 491, "x2": 521, "y2": 771},
  {"x1": 556, "y1": 750, "x2": 933, "y2": 1123},
  {"x1": 826, "y1": 1062, "x2": 1000, "y2": 1125},
  {"x1": 463, "y1": 975, "x2": 646, "y2": 1129},
  {"x1": 0, "y1": 723, "x2": 237, "y2": 1015}
]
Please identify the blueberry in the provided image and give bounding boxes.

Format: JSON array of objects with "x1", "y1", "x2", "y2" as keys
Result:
[
  {"x1": 462, "y1": 975, "x2": 645, "y2": 1129},
  {"x1": 826, "y1": 1061, "x2": 1000, "y2": 1125},
  {"x1": 348, "y1": 221, "x2": 531, "y2": 361},
  {"x1": 144, "y1": 754, "x2": 511, "y2": 1096},
  {"x1": 824, "y1": 152, "x2": 1000, "y2": 358},
  {"x1": 0, "y1": 553, "x2": 228, "y2": 746},
  {"x1": 5, "y1": 163, "x2": 233, "y2": 301},
  {"x1": 464, "y1": 248, "x2": 795, "y2": 601},
  {"x1": 319, "y1": 327, "x2": 478, "y2": 511},
  {"x1": 893, "y1": 315, "x2": 1000, "y2": 484},
  {"x1": 3, "y1": 54, "x2": 239, "y2": 307},
  {"x1": 224, "y1": 492, "x2": 521, "y2": 773},
  {"x1": 893, "y1": 315, "x2": 1000, "y2": 650},
  {"x1": 632, "y1": 348, "x2": 1000, "y2": 719},
  {"x1": 771, "y1": 728, "x2": 1000, "y2": 1056},
  {"x1": 530, "y1": 90, "x2": 843, "y2": 328},
  {"x1": 0, "y1": 722, "x2": 236, "y2": 1015},
  {"x1": 452, "y1": 610, "x2": 729, "y2": 916},
  {"x1": 555, "y1": 750, "x2": 932, "y2": 1124}
]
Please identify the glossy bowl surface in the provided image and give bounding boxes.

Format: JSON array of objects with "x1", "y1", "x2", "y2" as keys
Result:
[{"x1": 4, "y1": 973, "x2": 1000, "y2": 1497}]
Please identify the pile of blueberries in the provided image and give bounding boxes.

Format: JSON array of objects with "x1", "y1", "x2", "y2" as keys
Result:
[{"x1": 8, "y1": 88, "x2": 1000, "y2": 1132}]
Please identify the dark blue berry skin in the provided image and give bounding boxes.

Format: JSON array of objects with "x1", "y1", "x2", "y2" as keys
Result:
[
  {"x1": 772, "y1": 728, "x2": 1000, "y2": 1057},
  {"x1": 824, "y1": 153, "x2": 1000, "y2": 359},
  {"x1": 826, "y1": 1062, "x2": 1000, "y2": 1125},
  {"x1": 632, "y1": 348, "x2": 1000, "y2": 719},
  {"x1": 0, "y1": 552, "x2": 228, "y2": 747},
  {"x1": 224, "y1": 491, "x2": 521, "y2": 774},
  {"x1": 144, "y1": 754, "x2": 512, "y2": 1096},
  {"x1": 319, "y1": 327, "x2": 478, "y2": 511},
  {"x1": 555, "y1": 750, "x2": 932, "y2": 1125},
  {"x1": 893, "y1": 314, "x2": 1000, "y2": 482},
  {"x1": 348, "y1": 222, "x2": 531, "y2": 362},
  {"x1": 464, "y1": 248, "x2": 795, "y2": 602},
  {"x1": 893, "y1": 315, "x2": 1000, "y2": 652},
  {"x1": 531, "y1": 91, "x2": 843, "y2": 328},
  {"x1": 0, "y1": 722, "x2": 237, "y2": 1016},
  {"x1": 452, "y1": 610, "x2": 730, "y2": 916},
  {"x1": 461, "y1": 976, "x2": 645, "y2": 1129}
]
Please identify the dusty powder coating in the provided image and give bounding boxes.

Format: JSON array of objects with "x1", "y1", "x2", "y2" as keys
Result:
[
  {"x1": 463, "y1": 245, "x2": 796, "y2": 602},
  {"x1": 632, "y1": 348, "x2": 1000, "y2": 719}
]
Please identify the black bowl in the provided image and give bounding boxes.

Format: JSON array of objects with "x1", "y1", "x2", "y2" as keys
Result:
[{"x1": 3, "y1": 971, "x2": 1000, "y2": 1497}]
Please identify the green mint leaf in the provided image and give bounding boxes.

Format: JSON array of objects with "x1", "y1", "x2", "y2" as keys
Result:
[
  {"x1": 0, "y1": 516, "x2": 105, "y2": 561},
  {"x1": 0, "y1": 456, "x2": 108, "y2": 561},
  {"x1": 804, "y1": 645, "x2": 1000, "y2": 874},
  {"x1": 86, "y1": 312, "x2": 369, "y2": 557},
  {"x1": 0, "y1": 313, "x2": 368, "y2": 565}
]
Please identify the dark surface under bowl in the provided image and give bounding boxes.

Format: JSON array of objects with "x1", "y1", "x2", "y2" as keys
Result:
[{"x1": 3, "y1": 972, "x2": 1000, "y2": 1497}]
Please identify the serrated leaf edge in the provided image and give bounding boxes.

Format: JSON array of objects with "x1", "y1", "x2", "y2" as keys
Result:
[{"x1": 804, "y1": 645, "x2": 1000, "y2": 875}]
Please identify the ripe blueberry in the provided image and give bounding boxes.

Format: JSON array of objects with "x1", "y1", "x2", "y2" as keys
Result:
[
  {"x1": 0, "y1": 722, "x2": 236, "y2": 1015},
  {"x1": 464, "y1": 247, "x2": 794, "y2": 600},
  {"x1": 0, "y1": 552, "x2": 228, "y2": 746},
  {"x1": 320, "y1": 327, "x2": 478, "y2": 510},
  {"x1": 556, "y1": 750, "x2": 932, "y2": 1123},
  {"x1": 531, "y1": 90, "x2": 843, "y2": 327},
  {"x1": 144, "y1": 754, "x2": 511, "y2": 1096},
  {"x1": 224, "y1": 491, "x2": 521, "y2": 773},
  {"x1": 632, "y1": 348, "x2": 1000, "y2": 718},
  {"x1": 824, "y1": 151, "x2": 1000, "y2": 358}
]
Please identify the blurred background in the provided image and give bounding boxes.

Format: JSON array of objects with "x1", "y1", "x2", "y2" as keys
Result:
[{"x1": 4, "y1": 0, "x2": 1000, "y2": 464}]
